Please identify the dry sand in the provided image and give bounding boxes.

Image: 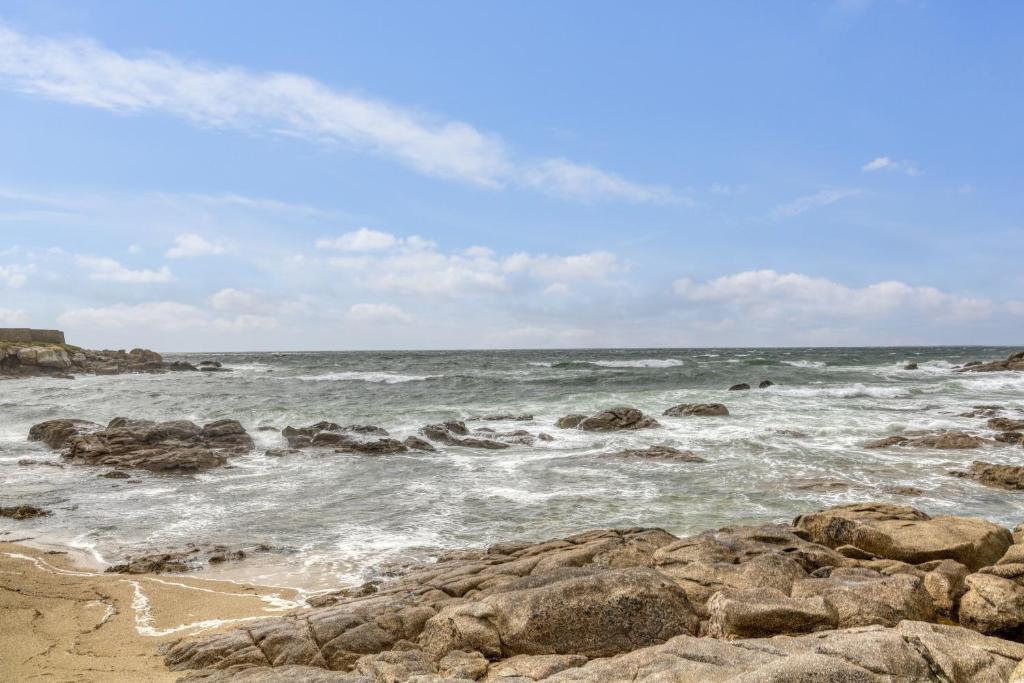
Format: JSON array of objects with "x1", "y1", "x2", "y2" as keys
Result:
[{"x1": 0, "y1": 539, "x2": 304, "y2": 682}]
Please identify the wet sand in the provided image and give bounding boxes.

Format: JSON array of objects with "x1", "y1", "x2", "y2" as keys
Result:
[{"x1": 0, "y1": 540, "x2": 303, "y2": 682}]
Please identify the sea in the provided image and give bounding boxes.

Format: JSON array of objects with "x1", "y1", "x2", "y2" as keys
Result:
[{"x1": 2, "y1": 346, "x2": 1023, "y2": 591}]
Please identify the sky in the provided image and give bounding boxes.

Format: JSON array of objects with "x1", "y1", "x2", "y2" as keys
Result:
[{"x1": 0, "y1": 1, "x2": 1022, "y2": 351}]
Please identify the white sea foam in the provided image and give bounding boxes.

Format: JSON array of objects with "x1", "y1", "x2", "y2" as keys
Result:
[
  {"x1": 295, "y1": 371, "x2": 435, "y2": 383},
  {"x1": 590, "y1": 359, "x2": 684, "y2": 368},
  {"x1": 768, "y1": 383, "x2": 909, "y2": 399},
  {"x1": 783, "y1": 360, "x2": 827, "y2": 369}
]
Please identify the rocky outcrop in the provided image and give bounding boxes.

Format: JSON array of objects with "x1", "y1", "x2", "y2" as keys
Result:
[
  {"x1": 30, "y1": 417, "x2": 253, "y2": 473},
  {"x1": 163, "y1": 503, "x2": 1024, "y2": 681},
  {"x1": 952, "y1": 462, "x2": 1024, "y2": 490},
  {"x1": 727, "y1": 383, "x2": 750, "y2": 391},
  {"x1": 957, "y1": 350, "x2": 1024, "y2": 373},
  {"x1": 556, "y1": 407, "x2": 659, "y2": 431},
  {"x1": 610, "y1": 446, "x2": 705, "y2": 462},
  {"x1": 794, "y1": 503, "x2": 1011, "y2": 571},
  {"x1": 27, "y1": 418, "x2": 100, "y2": 449},
  {"x1": 0, "y1": 342, "x2": 183, "y2": 378},
  {"x1": 105, "y1": 543, "x2": 270, "y2": 574},
  {"x1": 990, "y1": 417, "x2": 1024, "y2": 432},
  {"x1": 421, "y1": 421, "x2": 510, "y2": 449},
  {"x1": 0, "y1": 504, "x2": 50, "y2": 519},
  {"x1": 280, "y1": 422, "x2": 410, "y2": 454},
  {"x1": 865, "y1": 430, "x2": 988, "y2": 449},
  {"x1": 662, "y1": 403, "x2": 728, "y2": 417},
  {"x1": 904, "y1": 362, "x2": 919, "y2": 370}
]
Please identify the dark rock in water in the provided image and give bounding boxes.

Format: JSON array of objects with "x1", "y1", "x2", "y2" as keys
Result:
[
  {"x1": 956, "y1": 350, "x2": 1024, "y2": 373},
  {"x1": 885, "y1": 485, "x2": 925, "y2": 497},
  {"x1": 335, "y1": 438, "x2": 408, "y2": 455},
  {"x1": 282, "y1": 422, "x2": 389, "y2": 449},
  {"x1": 538, "y1": 432, "x2": 555, "y2": 441},
  {"x1": 612, "y1": 446, "x2": 706, "y2": 462},
  {"x1": 989, "y1": 417, "x2": 1024, "y2": 432},
  {"x1": 960, "y1": 405, "x2": 1007, "y2": 418},
  {"x1": 17, "y1": 458, "x2": 64, "y2": 468},
  {"x1": 264, "y1": 448, "x2": 300, "y2": 457},
  {"x1": 865, "y1": 431, "x2": 987, "y2": 450},
  {"x1": 200, "y1": 366, "x2": 233, "y2": 372},
  {"x1": 99, "y1": 470, "x2": 131, "y2": 479},
  {"x1": 420, "y1": 420, "x2": 509, "y2": 449},
  {"x1": 402, "y1": 436, "x2": 435, "y2": 451},
  {"x1": 791, "y1": 478, "x2": 851, "y2": 492},
  {"x1": 28, "y1": 418, "x2": 100, "y2": 449},
  {"x1": 199, "y1": 360, "x2": 222, "y2": 367},
  {"x1": 256, "y1": 426, "x2": 279, "y2": 432},
  {"x1": 996, "y1": 431, "x2": 1024, "y2": 445},
  {"x1": 466, "y1": 414, "x2": 534, "y2": 422},
  {"x1": 728, "y1": 383, "x2": 750, "y2": 391},
  {"x1": 168, "y1": 360, "x2": 198, "y2": 371},
  {"x1": 758, "y1": 379, "x2": 775, "y2": 388},
  {"x1": 558, "y1": 407, "x2": 659, "y2": 431},
  {"x1": 904, "y1": 362, "x2": 919, "y2": 370},
  {"x1": 0, "y1": 504, "x2": 50, "y2": 520},
  {"x1": 106, "y1": 543, "x2": 269, "y2": 574},
  {"x1": 951, "y1": 462, "x2": 1024, "y2": 490},
  {"x1": 30, "y1": 417, "x2": 254, "y2": 473},
  {"x1": 663, "y1": 403, "x2": 728, "y2": 417},
  {"x1": 962, "y1": 360, "x2": 982, "y2": 367}
]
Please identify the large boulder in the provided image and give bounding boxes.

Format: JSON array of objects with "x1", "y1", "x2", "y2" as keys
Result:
[
  {"x1": 662, "y1": 403, "x2": 729, "y2": 417},
  {"x1": 952, "y1": 462, "x2": 1024, "y2": 490},
  {"x1": 557, "y1": 407, "x2": 659, "y2": 431},
  {"x1": 419, "y1": 567, "x2": 699, "y2": 659},
  {"x1": 27, "y1": 418, "x2": 100, "y2": 449},
  {"x1": 794, "y1": 503, "x2": 1012, "y2": 571},
  {"x1": 38, "y1": 417, "x2": 254, "y2": 473},
  {"x1": 542, "y1": 621, "x2": 1024, "y2": 682},
  {"x1": 959, "y1": 571, "x2": 1024, "y2": 639}
]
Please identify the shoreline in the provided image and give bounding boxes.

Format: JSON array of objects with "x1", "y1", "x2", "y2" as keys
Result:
[{"x1": 0, "y1": 540, "x2": 304, "y2": 682}]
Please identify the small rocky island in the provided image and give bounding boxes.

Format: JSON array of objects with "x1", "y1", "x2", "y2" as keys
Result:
[{"x1": 0, "y1": 327, "x2": 197, "y2": 378}]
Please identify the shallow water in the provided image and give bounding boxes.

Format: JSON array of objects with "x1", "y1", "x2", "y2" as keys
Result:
[{"x1": 2, "y1": 346, "x2": 1023, "y2": 590}]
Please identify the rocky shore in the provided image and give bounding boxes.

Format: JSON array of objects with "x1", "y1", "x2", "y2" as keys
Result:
[
  {"x1": 150, "y1": 501, "x2": 1024, "y2": 682},
  {"x1": 0, "y1": 340, "x2": 203, "y2": 378}
]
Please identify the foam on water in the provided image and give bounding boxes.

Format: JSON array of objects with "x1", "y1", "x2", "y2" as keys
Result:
[{"x1": 2, "y1": 345, "x2": 1023, "y2": 591}]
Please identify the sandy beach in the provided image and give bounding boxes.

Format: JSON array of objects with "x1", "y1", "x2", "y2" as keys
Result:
[{"x1": 0, "y1": 539, "x2": 302, "y2": 682}]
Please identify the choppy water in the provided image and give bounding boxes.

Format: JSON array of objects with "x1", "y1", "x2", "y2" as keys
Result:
[{"x1": 2, "y1": 347, "x2": 1023, "y2": 590}]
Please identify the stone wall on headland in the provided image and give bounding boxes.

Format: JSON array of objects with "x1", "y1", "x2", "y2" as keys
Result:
[{"x1": 0, "y1": 328, "x2": 66, "y2": 344}]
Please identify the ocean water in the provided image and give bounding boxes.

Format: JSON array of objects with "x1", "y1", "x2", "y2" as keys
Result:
[{"x1": 2, "y1": 346, "x2": 1023, "y2": 590}]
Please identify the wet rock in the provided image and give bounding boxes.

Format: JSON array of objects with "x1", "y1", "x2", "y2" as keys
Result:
[
  {"x1": 727, "y1": 383, "x2": 750, "y2": 391},
  {"x1": 865, "y1": 431, "x2": 986, "y2": 449},
  {"x1": 957, "y1": 349, "x2": 1024, "y2": 373},
  {"x1": 199, "y1": 360, "x2": 222, "y2": 368},
  {"x1": 265, "y1": 448, "x2": 300, "y2": 457},
  {"x1": 794, "y1": 502, "x2": 1012, "y2": 571},
  {"x1": 538, "y1": 433, "x2": 554, "y2": 442},
  {"x1": 758, "y1": 379, "x2": 775, "y2": 388},
  {"x1": 554, "y1": 415, "x2": 584, "y2": 429},
  {"x1": 0, "y1": 504, "x2": 50, "y2": 519},
  {"x1": 420, "y1": 567, "x2": 699, "y2": 659},
  {"x1": 99, "y1": 470, "x2": 131, "y2": 479},
  {"x1": 27, "y1": 418, "x2": 100, "y2": 449},
  {"x1": 283, "y1": 422, "x2": 390, "y2": 449},
  {"x1": 200, "y1": 366, "x2": 233, "y2": 372},
  {"x1": 997, "y1": 431, "x2": 1024, "y2": 445},
  {"x1": 257, "y1": 426, "x2": 280, "y2": 432},
  {"x1": 611, "y1": 446, "x2": 706, "y2": 463},
  {"x1": 951, "y1": 462, "x2": 1024, "y2": 490},
  {"x1": 662, "y1": 403, "x2": 728, "y2": 417},
  {"x1": 559, "y1": 407, "x2": 659, "y2": 431},
  {"x1": 884, "y1": 485, "x2": 925, "y2": 497},
  {"x1": 335, "y1": 438, "x2": 409, "y2": 455},
  {"x1": 403, "y1": 436, "x2": 436, "y2": 451},
  {"x1": 989, "y1": 417, "x2": 1024, "y2": 432},
  {"x1": 791, "y1": 478, "x2": 851, "y2": 492},
  {"x1": 17, "y1": 458, "x2": 64, "y2": 468},
  {"x1": 38, "y1": 417, "x2": 254, "y2": 473},
  {"x1": 904, "y1": 362, "x2": 919, "y2": 370},
  {"x1": 961, "y1": 405, "x2": 1006, "y2": 418},
  {"x1": 466, "y1": 414, "x2": 534, "y2": 422},
  {"x1": 106, "y1": 543, "x2": 267, "y2": 574},
  {"x1": 421, "y1": 421, "x2": 509, "y2": 449},
  {"x1": 169, "y1": 360, "x2": 198, "y2": 371}
]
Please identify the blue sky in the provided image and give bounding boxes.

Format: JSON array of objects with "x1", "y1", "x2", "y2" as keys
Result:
[{"x1": 0, "y1": 1, "x2": 1021, "y2": 350}]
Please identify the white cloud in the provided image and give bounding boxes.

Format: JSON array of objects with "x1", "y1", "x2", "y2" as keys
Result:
[
  {"x1": 166, "y1": 233, "x2": 226, "y2": 258},
  {"x1": 770, "y1": 188, "x2": 860, "y2": 219},
  {"x1": 504, "y1": 251, "x2": 628, "y2": 281},
  {"x1": 75, "y1": 256, "x2": 172, "y2": 283},
  {"x1": 346, "y1": 303, "x2": 412, "y2": 324},
  {"x1": 674, "y1": 269, "x2": 992, "y2": 322},
  {"x1": 0, "y1": 25, "x2": 673, "y2": 202},
  {"x1": 209, "y1": 288, "x2": 262, "y2": 312},
  {"x1": 544, "y1": 282, "x2": 570, "y2": 297},
  {"x1": 861, "y1": 156, "x2": 920, "y2": 176},
  {"x1": 58, "y1": 301, "x2": 276, "y2": 332},
  {"x1": 316, "y1": 228, "x2": 398, "y2": 252},
  {"x1": 521, "y1": 158, "x2": 684, "y2": 204},
  {"x1": 0, "y1": 263, "x2": 33, "y2": 287},
  {"x1": 0, "y1": 307, "x2": 27, "y2": 324}
]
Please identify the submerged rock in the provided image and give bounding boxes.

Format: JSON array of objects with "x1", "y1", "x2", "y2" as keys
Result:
[
  {"x1": 865, "y1": 430, "x2": 987, "y2": 449},
  {"x1": 106, "y1": 543, "x2": 269, "y2": 574},
  {"x1": 952, "y1": 462, "x2": 1024, "y2": 490},
  {"x1": 611, "y1": 446, "x2": 706, "y2": 462},
  {"x1": 0, "y1": 504, "x2": 50, "y2": 520},
  {"x1": 989, "y1": 417, "x2": 1024, "y2": 432},
  {"x1": 758, "y1": 379, "x2": 775, "y2": 388},
  {"x1": 904, "y1": 362, "x2": 919, "y2": 370},
  {"x1": 727, "y1": 383, "x2": 750, "y2": 391},
  {"x1": 662, "y1": 403, "x2": 728, "y2": 417},
  {"x1": 421, "y1": 420, "x2": 509, "y2": 449}
]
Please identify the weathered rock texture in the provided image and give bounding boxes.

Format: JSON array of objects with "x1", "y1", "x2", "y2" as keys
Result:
[
  {"x1": 952, "y1": 462, "x2": 1024, "y2": 490},
  {"x1": 29, "y1": 417, "x2": 253, "y2": 473},
  {"x1": 662, "y1": 403, "x2": 729, "y2": 417},
  {"x1": 865, "y1": 431, "x2": 988, "y2": 449},
  {"x1": 957, "y1": 350, "x2": 1024, "y2": 373},
  {"x1": 0, "y1": 340, "x2": 187, "y2": 378},
  {"x1": 162, "y1": 502, "x2": 1024, "y2": 682},
  {"x1": 555, "y1": 407, "x2": 659, "y2": 431}
]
